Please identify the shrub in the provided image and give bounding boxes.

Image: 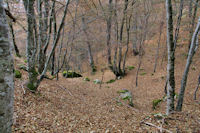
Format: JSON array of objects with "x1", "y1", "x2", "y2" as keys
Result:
[
  {"x1": 106, "y1": 79, "x2": 116, "y2": 84},
  {"x1": 15, "y1": 70, "x2": 22, "y2": 78},
  {"x1": 152, "y1": 99, "x2": 162, "y2": 110}
]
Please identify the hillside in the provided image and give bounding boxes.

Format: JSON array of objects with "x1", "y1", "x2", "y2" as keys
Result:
[{"x1": 13, "y1": 43, "x2": 200, "y2": 132}]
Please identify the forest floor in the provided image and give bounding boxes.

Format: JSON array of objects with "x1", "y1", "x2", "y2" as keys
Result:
[{"x1": 13, "y1": 43, "x2": 200, "y2": 132}]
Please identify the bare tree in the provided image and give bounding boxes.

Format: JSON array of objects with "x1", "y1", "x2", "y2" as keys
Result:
[
  {"x1": 176, "y1": 18, "x2": 200, "y2": 111},
  {"x1": 81, "y1": 15, "x2": 96, "y2": 72},
  {"x1": 23, "y1": 0, "x2": 70, "y2": 91},
  {"x1": 0, "y1": 0, "x2": 14, "y2": 132},
  {"x1": 166, "y1": 0, "x2": 175, "y2": 115}
]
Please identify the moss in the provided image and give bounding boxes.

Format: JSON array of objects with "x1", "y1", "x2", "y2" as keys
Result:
[
  {"x1": 192, "y1": 66, "x2": 196, "y2": 71},
  {"x1": 92, "y1": 66, "x2": 97, "y2": 73},
  {"x1": 27, "y1": 82, "x2": 37, "y2": 92},
  {"x1": 14, "y1": 70, "x2": 22, "y2": 78},
  {"x1": 63, "y1": 71, "x2": 82, "y2": 78},
  {"x1": 140, "y1": 68, "x2": 145, "y2": 71},
  {"x1": 24, "y1": 59, "x2": 27, "y2": 63},
  {"x1": 127, "y1": 66, "x2": 135, "y2": 71},
  {"x1": 117, "y1": 89, "x2": 129, "y2": 94},
  {"x1": 84, "y1": 77, "x2": 90, "y2": 81},
  {"x1": 106, "y1": 79, "x2": 116, "y2": 84},
  {"x1": 152, "y1": 99, "x2": 162, "y2": 110},
  {"x1": 140, "y1": 72, "x2": 147, "y2": 76}
]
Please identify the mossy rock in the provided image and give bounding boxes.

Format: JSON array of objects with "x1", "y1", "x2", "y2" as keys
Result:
[
  {"x1": 27, "y1": 82, "x2": 37, "y2": 92},
  {"x1": 152, "y1": 99, "x2": 162, "y2": 110},
  {"x1": 126, "y1": 66, "x2": 135, "y2": 71},
  {"x1": 14, "y1": 70, "x2": 22, "y2": 78},
  {"x1": 106, "y1": 79, "x2": 116, "y2": 84},
  {"x1": 62, "y1": 71, "x2": 82, "y2": 78},
  {"x1": 84, "y1": 77, "x2": 90, "y2": 81},
  {"x1": 93, "y1": 79, "x2": 102, "y2": 84},
  {"x1": 118, "y1": 89, "x2": 133, "y2": 107}
]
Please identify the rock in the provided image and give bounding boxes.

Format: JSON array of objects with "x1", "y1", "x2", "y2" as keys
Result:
[
  {"x1": 18, "y1": 64, "x2": 27, "y2": 71},
  {"x1": 93, "y1": 79, "x2": 101, "y2": 84},
  {"x1": 84, "y1": 77, "x2": 90, "y2": 81},
  {"x1": 62, "y1": 70, "x2": 82, "y2": 78},
  {"x1": 117, "y1": 89, "x2": 133, "y2": 107}
]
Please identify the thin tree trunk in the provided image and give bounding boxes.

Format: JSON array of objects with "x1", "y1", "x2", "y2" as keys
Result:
[
  {"x1": 173, "y1": 0, "x2": 184, "y2": 49},
  {"x1": 166, "y1": 0, "x2": 175, "y2": 115},
  {"x1": 82, "y1": 16, "x2": 96, "y2": 72},
  {"x1": 188, "y1": 0, "x2": 199, "y2": 51},
  {"x1": 154, "y1": 22, "x2": 164, "y2": 73},
  {"x1": 176, "y1": 18, "x2": 200, "y2": 111},
  {"x1": 38, "y1": 0, "x2": 70, "y2": 86},
  {"x1": 193, "y1": 81, "x2": 200, "y2": 100},
  {"x1": 0, "y1": 0, "x2": 14, "y2": 132},
  {"x1": 9, "y1": 22, "x2": 20, "y2": 57},
  {"x1": 122, "y1": 1, "x2": 133, "y2": 74},
  {"x1": 106, "y1": 0, "x2": 113, "y2": 68},
  {"x1": 51, "y1": 8, "x2": 57, "y2": 75},
  {"x1": 132, "y1": 12, "x2": 139, "y2": 56}
]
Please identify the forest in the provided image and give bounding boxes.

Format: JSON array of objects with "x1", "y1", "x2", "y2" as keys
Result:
[{"x1": 0, "y1": 0, "x2": 200, "y2": 132}]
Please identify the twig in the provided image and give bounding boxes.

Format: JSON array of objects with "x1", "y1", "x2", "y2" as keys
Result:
[
  {"x1": 56, "y1": 83, "x2": 73, "y2": 96},
  {"x1": 99, "y1": 68, "x2": 105, "y2": 89},
  {"x1": 141, "y1": 121, "x2": 172, "y2": 133},
  {"x1": 21, "y1": 83, "x2": 26, "y2": 95}
]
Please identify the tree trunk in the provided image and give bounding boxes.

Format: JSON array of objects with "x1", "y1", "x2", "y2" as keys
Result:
[
  {"x1": 23, "y1": 0, "x2": 38, "y2": 91},
  {"x1": 153, "y1": 22, "x2": 164, "y2": 73},
  {"x1": 6, "y1": 2, "x2": 20, "y2": 57},
  {"x1": 176, "y1": 18, "x2": 200, "y2": 111},
  {"x1": 51, "y1": 8, "x2": 57, "y2": 75},
  {"x1": 188, "y1": 0, "x2": 199, "y2": 51},
  {"x1": 106, "y1": 0, "x2": 113, "y2": 68},
  {"x1": 132, "y1": 12, "x2": 139, "y2": 56},
  {"x1": 166, "y1": 0, "x2": 175, "y2": 115},
  {"x1": 0, "y1": 0, "x2": 14, "y2": 131},
  {"x1": 81, "y1": 16, "x2": 96, "y2": 72}
]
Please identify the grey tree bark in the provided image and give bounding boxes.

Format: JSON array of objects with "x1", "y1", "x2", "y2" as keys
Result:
[
  {"x1": 0, "y1": 0, "x2": 14, "y2": 132},
  {"x1": 23, "y1": 0, "x2": 38, "y2": 91},
  {"x1": 166, "y1": 0, "x2": 175, "y2": 115},
  {"x1": 188, "y1": 0, "x2": 199, "y2": 51},
  {"x1": 37, "y1": 0, "x2": 49, "y2": 74},
  {"x1": 176, "y1": 18, "x2": 200, "y2": 111}
]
